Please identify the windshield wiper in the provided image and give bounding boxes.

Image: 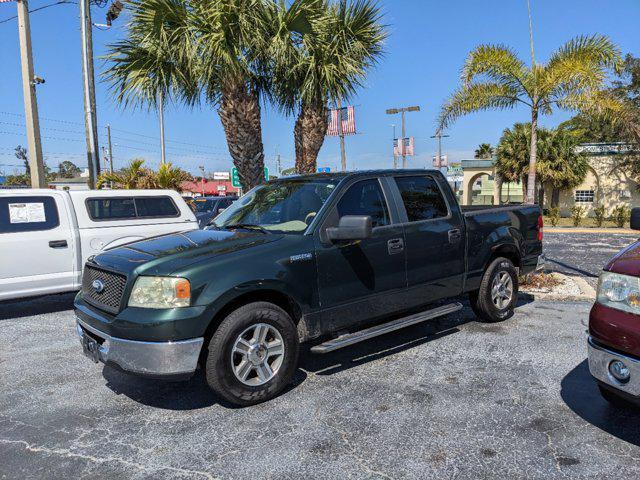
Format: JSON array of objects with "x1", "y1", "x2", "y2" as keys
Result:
[{"x1": 224, "y1": 223, "x2": 269, "y2": 234}]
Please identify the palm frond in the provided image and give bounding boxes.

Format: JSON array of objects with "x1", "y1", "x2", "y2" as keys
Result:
[
  {"x1": 461, "y1": 44, "x2": 531, "y2": 95},
  {"x1": 438, "y1": 83, "x2": 521, "y2": 130}
]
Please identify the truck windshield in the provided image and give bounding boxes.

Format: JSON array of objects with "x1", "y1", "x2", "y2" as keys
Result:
[
  {"x1": 193, "y1": 199, "x2": 216, "y2": 213},
  {"x1": 210, "y1": 178, "x2": 339, "y2": 233}
]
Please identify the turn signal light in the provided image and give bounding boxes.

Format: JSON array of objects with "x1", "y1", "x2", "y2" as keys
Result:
[{"x1": 175, "y1": 279, "x2": 191, "y2": 299}]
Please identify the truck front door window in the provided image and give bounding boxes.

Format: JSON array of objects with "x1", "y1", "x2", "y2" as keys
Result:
[{"x1": 336, "y1": 179, "x2": 389, "y2": 228}]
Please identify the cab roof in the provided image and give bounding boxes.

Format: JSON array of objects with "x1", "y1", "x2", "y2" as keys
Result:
[{"x1": 273, "y1": 169, "x2": 441, "y2": 182}]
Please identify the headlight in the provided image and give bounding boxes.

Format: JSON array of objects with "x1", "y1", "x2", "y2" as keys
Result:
[
  {"x1": 597, "y1": 271, "x2": 640, "y2": 314},
  {"x1": 128, "y1": 276, "x2": 191, "y2": 308}
]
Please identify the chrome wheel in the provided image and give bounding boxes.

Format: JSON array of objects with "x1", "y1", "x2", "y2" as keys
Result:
[
  {"x1": 491, "y1": 271, "x2": 513, "y2": 309},
  {"x1": 231, "y1": 323, "x2": 285, "y2": 386}
]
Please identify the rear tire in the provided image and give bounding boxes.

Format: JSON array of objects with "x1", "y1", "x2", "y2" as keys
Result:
[
  {"x1": 469, "y1": 257, "x2": 518, "y2": 322},
  {"x1": 205, "y1": 302, "x2": 299, "y2": 407}
]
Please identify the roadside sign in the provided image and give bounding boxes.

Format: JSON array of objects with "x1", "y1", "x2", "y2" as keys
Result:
[
  {"x1": 213, "y1": 172, "x2": 230, "y2": 180},
  {"x1": 231, "y1": 167, "x2": 269, "y2": 188},
  {"x1": 317, "y1": 167, "x2": 331, "y2": 173}
]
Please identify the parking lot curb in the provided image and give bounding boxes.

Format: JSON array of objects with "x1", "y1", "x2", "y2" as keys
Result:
[{"x1": 546, "y1": 227, "x2": 637, "y2": 234}]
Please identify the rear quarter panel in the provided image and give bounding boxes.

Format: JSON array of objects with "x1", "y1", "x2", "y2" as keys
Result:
[{"x1": 463, "y1": 205, "x2": 542, "y2": 291}]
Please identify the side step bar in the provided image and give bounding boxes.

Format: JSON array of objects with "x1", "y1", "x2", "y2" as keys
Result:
[{"x1": 310, "y1": 302, "x2": 463, "y2": 354}]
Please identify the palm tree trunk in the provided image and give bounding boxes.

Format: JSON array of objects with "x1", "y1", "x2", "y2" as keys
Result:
[
  {"x1": 294, "y1": 101, "x2": 329, "y2": 174},
  {"x1": 526, "y1": 106, "x2": 538, "y2": 204},
  {"x1": 551, "y1": 187, "x2": 560, "y2": 207},
  {"x1": 218, "y1": 82, "x2": 265, "y2": 190}
]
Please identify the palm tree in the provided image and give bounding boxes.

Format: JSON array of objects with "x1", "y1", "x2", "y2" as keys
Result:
[
  {"x1": 154, "y1": 162, "x2": 193, "y2": 190},
  {"x1": 438, "y1": 34, "x2": 622, "y2": 203},
  {"x1": 474, "y1": 143, "x2": 493, "y2": 159},
  {"x1": 495, "y1": 123, "x2": 587, "y2": 206},
  {"x1": 104, "y1": 0, "x2": 272, "y2": 190},
  {"x1": 270, "y1": 0, "x2": 386, "y2": 173},
  {"x1": 97, "y1": 159, "x2": 151, "y2": 189}
]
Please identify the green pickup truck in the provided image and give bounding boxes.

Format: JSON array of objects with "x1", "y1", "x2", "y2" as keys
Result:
[{"x1": 75, "y1": 169, "x2": 544, "y2": 406}]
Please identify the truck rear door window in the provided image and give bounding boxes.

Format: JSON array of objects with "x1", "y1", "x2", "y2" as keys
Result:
[
  {"x1": 86, "y1": 196, "x2": 179, "y2": 221},
  {"x1": 394, "y1": 176, "x2": 448, "y2": 221},
  {"x1": 0, "y1": 196, "x2": 60, "y2": 233}
]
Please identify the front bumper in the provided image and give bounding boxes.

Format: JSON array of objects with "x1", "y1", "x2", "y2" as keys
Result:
[
  {"x1": 588, "y1": 336, "x2": 640, "y2": 397},
  {"x1": 76, "y1": 318, "x2": 204, "y2": 378}
]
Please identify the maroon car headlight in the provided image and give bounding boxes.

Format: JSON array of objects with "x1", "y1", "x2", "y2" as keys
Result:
[{"x1": 597, "y1": 271, "x2": 640, "y2": 314}]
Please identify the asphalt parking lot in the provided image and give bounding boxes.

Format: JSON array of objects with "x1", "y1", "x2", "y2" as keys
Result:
[
  {"x1": 2, "y1": 291, "x2": 640, "y2": 479},
  {"x1": 544, "y1": 232, "x2": 637, "y2": 287}
]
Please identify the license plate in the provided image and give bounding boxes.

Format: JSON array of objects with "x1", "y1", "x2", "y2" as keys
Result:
[{"x1": 82, "y1": 333, "x2": 100, "y2": 363}]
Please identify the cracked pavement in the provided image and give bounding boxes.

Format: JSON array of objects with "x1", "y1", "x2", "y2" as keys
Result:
[{"x1": 2, "y1": 292, "x2": 640, "y2": 479}]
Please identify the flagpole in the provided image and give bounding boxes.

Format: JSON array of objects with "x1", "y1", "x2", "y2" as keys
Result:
[{"x1": 337, "y1": 99, "x2": 347, "y2": 172}]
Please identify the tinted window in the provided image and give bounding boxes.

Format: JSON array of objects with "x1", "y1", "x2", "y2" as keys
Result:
[
  {"x1": 87, "y1": 198, "x2": 136, "y2": 220},
  {"x1": 86, "y1": 196, "x2": 179, "y2": 221},
  {"x1": 135, "y1": 197, "x2": 179, "y2": 217},
  {"x1": 337, "y1": 179, "x2": 389, "y2": 228},
  {"x1": 0, "y1": 196, "x2": 60, "y2": 234},
  {"x1": 395, "y1": 176, "x2": 448, "y2": 221}
]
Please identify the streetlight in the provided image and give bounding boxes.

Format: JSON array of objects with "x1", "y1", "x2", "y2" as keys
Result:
[{"x1": 385, "y1": 106, "x2": 420, "y2": 168}]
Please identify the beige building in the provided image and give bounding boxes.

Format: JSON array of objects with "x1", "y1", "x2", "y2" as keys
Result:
[{"x1": 460, "y1": 143, "x2": 638, "y2": 215}]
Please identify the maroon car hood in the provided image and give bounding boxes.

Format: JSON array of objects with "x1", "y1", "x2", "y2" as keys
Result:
[{"x1": 605, "y1": 239, "x2": 640, "y2": 276}]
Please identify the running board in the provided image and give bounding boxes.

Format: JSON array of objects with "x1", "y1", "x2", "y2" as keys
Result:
[{"x1": 310, "y1": 302, "x2": 463, "y2": 354}]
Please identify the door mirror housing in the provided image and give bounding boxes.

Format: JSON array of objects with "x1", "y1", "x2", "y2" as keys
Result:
[
  {"x1": 326, "y1": 215, "x2": 372, "y2": 241},
  {"x1": 631, "y1": 207, "x2": 640, "y2": 230}
]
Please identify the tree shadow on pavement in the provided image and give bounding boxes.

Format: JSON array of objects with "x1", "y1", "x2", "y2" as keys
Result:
[
  {"x1": 561, "y1": 360, "x2": 640, "y2": 446},
  {"x1": 0, "y1": 292, "x2": 76, "y2": 320}
]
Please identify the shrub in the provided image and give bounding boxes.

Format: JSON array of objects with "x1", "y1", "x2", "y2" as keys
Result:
[
  {"x1": 571, "y1": 205, "x2": 585, "y2": 227},
  {"x1": 593, "y1": 205, "x2": 606, "y2": 227},
  {"x1": 612, "y1": 205, "x2": 630, "y2": 228},
  {"x1": 548, "y1": 207, "x2": 560, "y2": 227}
]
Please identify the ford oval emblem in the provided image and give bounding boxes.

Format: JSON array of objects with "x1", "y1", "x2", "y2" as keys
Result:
[{"x1": 92, "y1": 279, "x2": 105, "y2": 294}]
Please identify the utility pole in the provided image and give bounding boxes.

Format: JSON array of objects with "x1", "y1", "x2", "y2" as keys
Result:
[
  {"x1": 79, "y1": 0, "x2": 100, "y2": 188},
  {"x1": 16, "y1": 0, "x2": 46, "y2": 188},
  {"x1": 106, "y1": 124, "x2": 113, "y2": 175},
  {"x1": 276, "y1": 154, "x2": 281, "y2": 176},
  {"x1": 430, "y1": 128, "x2": 450, "y2": 169},
  {"x1": 337, "y1": 99, "x2": 347, "y2": 172},
  {"x1": 158, "y1": 91, "x2": 166, "y2": 165},
  {"x1": 385, "y1": 106, "x2": 420, "y2": 169},
  {"x1": 199, "y1": 165, "x2": 205, "y2": 196}
]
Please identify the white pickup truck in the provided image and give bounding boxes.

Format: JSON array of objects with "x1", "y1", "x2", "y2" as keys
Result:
[{"x1": 0, "y1": 189, "x2": 198, "y2": 301}]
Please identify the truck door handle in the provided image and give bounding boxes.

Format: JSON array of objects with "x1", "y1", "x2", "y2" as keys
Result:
[
  {"x1": 49, "y1": 240, "x2": 68, "y2": 249},
  {"x1": 387, "y1": 238, "x2": 404, "y2": 255},
  {"x1": 448, "y1": 229, "x2": 462, "y2": 244}
]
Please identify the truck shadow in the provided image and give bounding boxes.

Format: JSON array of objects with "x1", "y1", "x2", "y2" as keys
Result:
[
  {"x1": 100, "y1": 294, "x2": 535, "y2": 411},
  {"x1": 0, "y1": 292, "x2": 76, "y2": 320},
  {"x1": 560, "y1": 360, "x2": 640, "y2": 446}
]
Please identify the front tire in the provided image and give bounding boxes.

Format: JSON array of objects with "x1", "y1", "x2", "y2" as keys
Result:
[
  {"x1": 469, "y1": 257, "x2": 518, "y2": 322},
  {"x1": 205, "y1": 302, "x2": 299, "y2": 407}
]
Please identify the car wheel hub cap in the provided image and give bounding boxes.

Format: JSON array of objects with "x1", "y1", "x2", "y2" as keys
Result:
[
  {"x1": 231, "y1": 323, "x2": 285, "y2": 386},
  {"x1": 491, "y1": 271, "x2": 513, "y2": 310}
]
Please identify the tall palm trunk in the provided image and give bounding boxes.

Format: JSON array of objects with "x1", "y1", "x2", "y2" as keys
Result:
[
  {"x1": 218, "y1": 83, "x2": 265, "y2": 190},
  {"x1": 294, "y1": 101, "x2": 329, "y2": 174},
  {"x1": 526, "y1": 106, "x2": 538, "y2": 204}
]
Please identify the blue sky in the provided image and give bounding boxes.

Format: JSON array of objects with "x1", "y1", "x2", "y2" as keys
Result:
[{"x1": 1, "y1": 0, "x2": 638, "y2": 176}]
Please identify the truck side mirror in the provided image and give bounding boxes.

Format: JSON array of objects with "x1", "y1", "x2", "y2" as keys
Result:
[
  {"x1": 631, "y1": 207, "x2": 640, "y2": 230},
  {"x1": 326, "y1": 215, "x2": 372, "y2": 241}
]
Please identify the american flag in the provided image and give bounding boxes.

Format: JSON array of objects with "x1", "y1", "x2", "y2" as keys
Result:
[
  {"x1": 326, "y1": 106, "x2": 356, "y2": 136},
  {"x1": 394, "y1": 137, "x2": 414, "y2": 156},
  {"x1": 0, "y1": 0, "x2": 15, "y2": 3}
]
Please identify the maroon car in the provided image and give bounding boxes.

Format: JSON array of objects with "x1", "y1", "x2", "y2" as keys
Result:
[{"x1": 588, "y1": 208, "x2": 640, "y2": 407}]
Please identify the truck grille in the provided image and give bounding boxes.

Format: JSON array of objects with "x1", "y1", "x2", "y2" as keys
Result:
[{"x1": 82, "y1": 265, "x2": 127, "y2": 314}]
